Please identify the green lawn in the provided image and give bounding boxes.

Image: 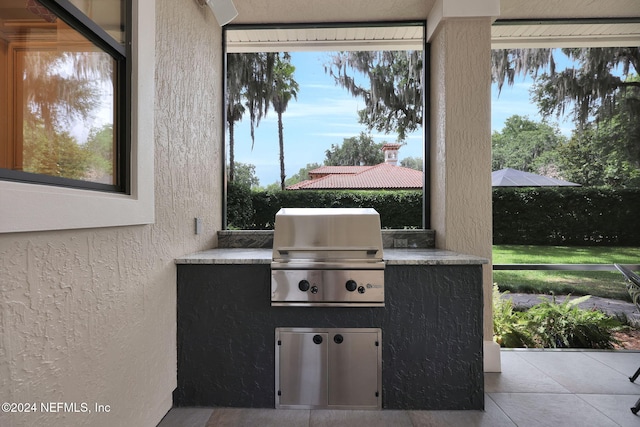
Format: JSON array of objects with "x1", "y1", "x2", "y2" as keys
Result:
[
  {"x1": 493, "y1": 245, "x2": 640, "y2": 302},
  {"x1": 493, "y1": 245, "x2": 640, "y2": 264}
]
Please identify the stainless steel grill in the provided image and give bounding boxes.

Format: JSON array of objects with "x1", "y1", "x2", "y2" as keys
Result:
[{"x1": 271, "y1": 208, "x2": 385, "y2": 307}]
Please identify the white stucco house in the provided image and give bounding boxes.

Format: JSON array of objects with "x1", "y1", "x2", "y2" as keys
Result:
[{"x1": 1, "y1": 0, "x2": 638, "y2": 425}]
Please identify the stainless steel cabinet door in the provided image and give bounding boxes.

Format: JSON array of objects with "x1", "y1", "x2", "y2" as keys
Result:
[
  {"x1": 276, "y1": 328, "x2": 381, "y2": 409},
  {"x1": 328, "y1": 331, "x2": 380, "y2": 408},
  {"x1": 277, "y1": 331, "x2": 328, "y2": 407}
]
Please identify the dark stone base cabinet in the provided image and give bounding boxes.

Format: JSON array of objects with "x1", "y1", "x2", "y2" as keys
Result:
[{"x1": 175, "y1": 260, "x2": 484, "y2": 410}]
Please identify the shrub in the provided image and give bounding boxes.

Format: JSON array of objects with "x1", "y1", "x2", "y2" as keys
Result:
[
  {"x1": 232, "y1": 189, "x2": 423, "y2": 229},
  {"x1": 525, "y1": 295, "x2": 622, "y2": 349},
  {"x1": 492, "y1": 285, "x2": 535, "y2": 348},
  {"x1": 226, "y1": 182, "x2": 254, "y2": 229},
  {"x1": 493, "y1": 287, "x2": 622, "y2": 349},
  {"x1": 493, "y1": 187, "x2": 640, "y2": 246}
]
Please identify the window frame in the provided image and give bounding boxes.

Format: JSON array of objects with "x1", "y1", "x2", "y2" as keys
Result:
[
  {"x1": 0, "y1": 0, "x2": 130, "y2": 193},
  {"x1": 0, "y1": 0, "x2": 155, "y2": 233},
  {"x1": 221, "y1": 21, "x2": 430, "y2": 229}
]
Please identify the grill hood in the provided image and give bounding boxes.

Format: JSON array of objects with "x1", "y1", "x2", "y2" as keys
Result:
[{"x1": 271, "y1": 208, "x2": 384, "y2": 264}]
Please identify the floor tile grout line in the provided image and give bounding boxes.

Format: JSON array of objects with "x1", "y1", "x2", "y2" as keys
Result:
[
  {"x1": 488, "y1": 391, "x2": 640, "y2": 398},
  {"x1": 540, "y1": 351, "x2": 639, "y2": 392},
  {"x1": 487, "y1": 391, "x2": 598, "y2": 397},
  {"x1": 582, "y1": 351, "x2": 640, "y2": 379},
  {"x1": 515, "y1": 351, "x2": 614, "y2": 393},
  {"x1": 484, "y1": 392, "x2": 519, "y2": 427},
  {"x1": 487, "y1": 392, "x2": 629, "y2": 427},
  {"x1": 502, "y1": 351, "x2": 572, "y2": 394},
  {"x1": 573, "y1": 393, "x2": 626, "y2": 427}
]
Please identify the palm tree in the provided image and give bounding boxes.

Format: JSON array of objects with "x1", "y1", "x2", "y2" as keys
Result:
[
  {"x1": 225, "y1": 54, "x2": 245, "y2": 183},
  {"x1": 226, "y1": 53, "x2": 276, "y2": 182},
  {"x1": 270, "y1": 53, "x2": 299, "y2": 190},
  {"x1": 226, "y1": 101, "x2": 244, "y2": 183}
]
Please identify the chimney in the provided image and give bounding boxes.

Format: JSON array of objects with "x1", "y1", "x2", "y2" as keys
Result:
[{"x1": 382, "y1": 143, "x2": 401, "y2": 166}]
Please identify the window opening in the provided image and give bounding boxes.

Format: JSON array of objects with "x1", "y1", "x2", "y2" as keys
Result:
[{"x1": 223, "y1": 22, "x2": 428, "y2": 229}]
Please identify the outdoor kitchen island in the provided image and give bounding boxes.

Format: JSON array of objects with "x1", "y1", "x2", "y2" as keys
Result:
[{"x1": 174, "y1": 247, "x2": 487, "y2": 410}]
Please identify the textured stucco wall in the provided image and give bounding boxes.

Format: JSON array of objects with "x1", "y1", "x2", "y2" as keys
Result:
[
  {"x1": 0, "y1": 1, "x2": 222, "y2": 426},
  {"x1": 429, "y1": 18, "x2": 494, "y2": 341}
]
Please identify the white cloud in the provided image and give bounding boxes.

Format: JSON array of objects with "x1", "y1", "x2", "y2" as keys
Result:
[
  {"x1": 492, "y1": 100, "x2": 539, "y2": 116},
  {"x1": 283, "y1": 98, "x2": 361, "y2": 118},
  {"x1": 313, "y1": 131, "x2": 363, "y2": 138},
  {"x1": 236, "y1": 156, "x2": 279, "y2": 168},
  {"x1": 302, "y1": 83, "x2": 339, "y2": 90}
]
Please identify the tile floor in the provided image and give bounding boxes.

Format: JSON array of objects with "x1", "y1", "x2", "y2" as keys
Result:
[{"x1": 158, "y1": 349, "x2": 640, "y2": 427}]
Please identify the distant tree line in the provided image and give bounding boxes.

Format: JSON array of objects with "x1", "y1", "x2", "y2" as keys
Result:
[
  {"x1": 227, "y1": 50, "x2": 423, "y2": 190},
  {"x1": 492, "y1": 48, "x2": 640, "y2": 188},
  {"x1": 492, "y1": 112, "x2": 640, "y2": 187},
  {"x1": 240, "y1": 132, "x2": 424, "y2": 191},
  {"x1": 229, "y1": 47, "x2": 639, "y2": 191}
]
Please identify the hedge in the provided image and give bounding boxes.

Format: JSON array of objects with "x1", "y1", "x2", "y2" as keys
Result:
[
  {"x1": 228, "y1": 185, "x2": 640, "y2": 246},
  {"x1": 493, "y1": 187, "x2": 640, "y2": 246},
  {"x1": 227, "y1": 185, "x2": 422, "y2": 229}
]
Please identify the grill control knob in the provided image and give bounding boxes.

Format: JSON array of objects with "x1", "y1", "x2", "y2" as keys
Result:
[
  {"x1": 298, "y1": 280, "x2": 310, "y2": 292},
  {"x1": 311, "y1": 285, "x2": 319, "y2": 294},
  {"x1": 345, "y1": 280, "x2": 358, "y2": 292},
  {"x1": 357, "y1": 286, "x2": 366, "y2": 294}
]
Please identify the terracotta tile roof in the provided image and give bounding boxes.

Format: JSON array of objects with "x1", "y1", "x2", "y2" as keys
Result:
[
  {"x1": 382, "y1": 143, "x2": 403, "y2": 151},
  {"x1": 287, "y1": 163, "x2": 423, "y2": 190},
  {"x1": 310, "y1": 166, "x2": 372, "y2": 175},
  {"x1": 308, "y1": 166, "x2": 372, "y2": 180}
]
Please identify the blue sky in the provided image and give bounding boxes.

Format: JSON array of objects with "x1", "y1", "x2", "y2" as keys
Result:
[{"x1": 229, "y1": 51, "x2": 568, "y2": 187}]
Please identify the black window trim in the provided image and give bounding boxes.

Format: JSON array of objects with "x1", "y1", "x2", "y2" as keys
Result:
[
  {"x1": 221, "y1": 20, "x2": 430, "y2": 229},
  {"x1": 0, "y1": 0, "x2": 131, "y2": 194}
]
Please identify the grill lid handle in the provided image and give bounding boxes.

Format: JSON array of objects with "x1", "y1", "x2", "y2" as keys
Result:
[{"x1": 277, "y1": 246, "x2": 379, "y2": 255}]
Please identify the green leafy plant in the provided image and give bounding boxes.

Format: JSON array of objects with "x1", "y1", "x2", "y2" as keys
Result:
[
  {"x1": 492, "y1": 285, "x2": 535, "y2": 348},
  {"x1": 525, "y1": 295, "x2": 622, "y2": 349},
  {"x1": 493, "y1": 287, "x2": 622, "y2": 349}
]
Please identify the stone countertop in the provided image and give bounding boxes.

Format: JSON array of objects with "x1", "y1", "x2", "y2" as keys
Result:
[{"x1": 175, "y1": 248, "x2": 488, "y2": 266}]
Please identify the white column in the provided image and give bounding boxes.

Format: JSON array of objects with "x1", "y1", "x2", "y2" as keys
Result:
[{"x1": 428, "y1": 0, "x2": 501, "y2": 372}]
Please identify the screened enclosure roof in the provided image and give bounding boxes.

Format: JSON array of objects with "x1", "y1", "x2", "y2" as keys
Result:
[
  {"x1": 491, "y1": 18, "x2": 640, "y2": 48},
  {"x1": 225, "y1": 23, "x2": 425, "y2": 52},
  {"x1": 224, "y1": 17, "x2": 640, "y2": 53},
  {"x1": 492, "y1": 168, "x2": 581, "y2": 187}
]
